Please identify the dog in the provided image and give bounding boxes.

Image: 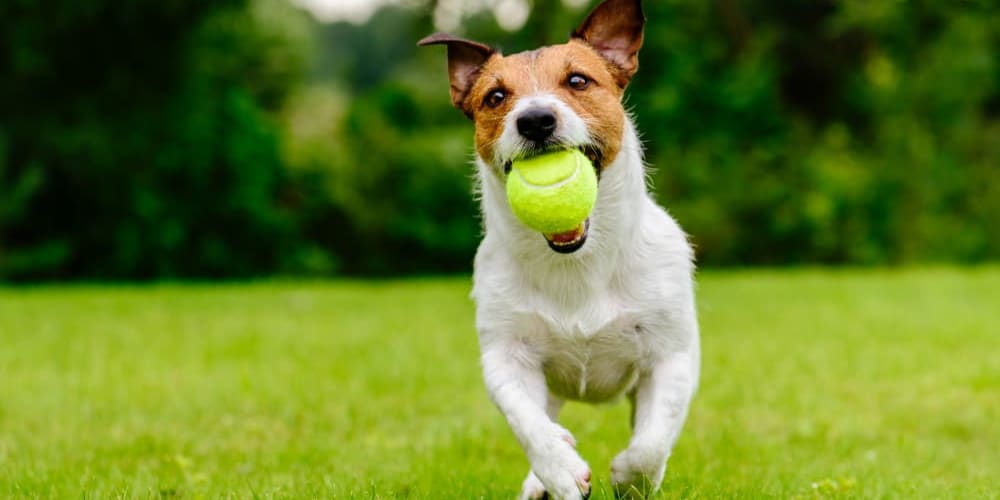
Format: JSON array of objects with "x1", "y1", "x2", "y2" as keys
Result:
[{"x1": 419, "y1": 0, "x2": 699, "y2": 498}]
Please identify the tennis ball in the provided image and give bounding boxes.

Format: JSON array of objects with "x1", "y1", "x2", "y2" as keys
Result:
[{"x1": 506, "y1": 149, "x2": 598, "y2": 234}]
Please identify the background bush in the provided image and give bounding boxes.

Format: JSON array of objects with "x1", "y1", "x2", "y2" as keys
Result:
[
  {"x1": 0, "y1": 0, "x2": 311, "y2": 279},
  {"x1": 1, "y1": 0, "x2": 997, "y2": 280}
]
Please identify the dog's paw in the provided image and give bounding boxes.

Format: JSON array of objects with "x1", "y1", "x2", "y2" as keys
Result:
[
  {"x1": 610, "y1": 446, "x2": 666, "y2": 499},
  {"x1": 553, "y1": 423, "x2": 578, "y2": 449},
  {"x1": 528, "y1": 430, "x2": 590, "y2": 500},
  {"x1": 520, "y1": 471, "x2": 547, "y2": 500}
]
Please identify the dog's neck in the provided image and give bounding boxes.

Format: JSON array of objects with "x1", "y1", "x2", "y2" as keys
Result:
[{"x1": 475, "y1": 118, "x2": 648, "y2": 302}]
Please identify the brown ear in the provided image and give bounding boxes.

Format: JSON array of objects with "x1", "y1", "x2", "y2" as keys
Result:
[
  {"x1": 418, "y1": 33, "x2": 496, "y2": 118},
  {"x1": 571, "y1": 0, "x2": 645, "y2": 88}
]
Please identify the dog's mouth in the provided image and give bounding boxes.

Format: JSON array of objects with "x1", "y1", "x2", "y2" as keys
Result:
[
  {"x1": 544, "y1": 219, "x2": 589, "y2": 254},
  {"x1": 502, "y1": 144, "x2": 599, "y2": 255},
  {"x1": 503, "y1": 144, "x2": 604, "y2": 176}
]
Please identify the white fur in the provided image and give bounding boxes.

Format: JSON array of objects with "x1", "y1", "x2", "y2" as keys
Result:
[
  {"x1": 493, "y1": 93, "x2": 592, "y2": 166},
  {"x1": 472, "y1": 92, "x2": 700, "y2": 499}
]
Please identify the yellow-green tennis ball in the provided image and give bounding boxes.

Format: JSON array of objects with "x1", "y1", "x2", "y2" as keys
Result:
[{"x1": 506, "y1": 149, "x2": 598, "y2": 234}]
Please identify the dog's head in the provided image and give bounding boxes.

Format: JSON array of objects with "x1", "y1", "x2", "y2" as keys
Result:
[{"x1": 419, "y1": 0, "x2": 644, "y2": 252}]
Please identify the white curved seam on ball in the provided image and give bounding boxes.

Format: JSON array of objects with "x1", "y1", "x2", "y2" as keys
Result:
[{"x1": 512, "y1": 161, "x2": 582, "y2": 190}]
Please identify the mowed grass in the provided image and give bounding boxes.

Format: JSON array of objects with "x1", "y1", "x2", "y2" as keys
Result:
[{"x1": 1, "y1": 268, "x2": 998, "y2": 499}]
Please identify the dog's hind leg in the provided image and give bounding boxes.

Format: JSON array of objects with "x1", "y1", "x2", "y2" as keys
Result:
[
  {"x1": 481, "y1": 340, "x2": 590, "y2": 500},
  {"x1": 610, "y1": 328, "x2": 699, "y2": 498},
  {"x1": 520, "y1": 395, "x2": 568, "y2": 500}
]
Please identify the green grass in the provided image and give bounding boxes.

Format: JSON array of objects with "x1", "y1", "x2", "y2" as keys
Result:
[{"x1": 1, "y1": 268, "x2": 998, "y2": 499}]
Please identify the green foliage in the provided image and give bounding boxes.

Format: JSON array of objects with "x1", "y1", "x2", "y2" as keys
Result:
[
  {"x1": 2, "y1": 269, "x2": 998, "y2": 496},
  {"x1": 0, "y1": 0, "x2": 307, "y2": 280},
  {"x1": 301, "y1": 0, "x2": 997, "y2": 272},
  {"x1": 283, "y1": 8, "x2": 484, "y2": 275},
  {"x1": 631, "y1": 0, "x2": 999, "y2": 265},
  {"x1": 1, "y1": 0, "x2": 997, "y2": 279}
]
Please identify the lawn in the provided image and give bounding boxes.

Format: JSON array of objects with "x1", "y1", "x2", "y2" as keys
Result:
[{"x1": 1, "y1": 268, "x2": 997, "y2": 499}]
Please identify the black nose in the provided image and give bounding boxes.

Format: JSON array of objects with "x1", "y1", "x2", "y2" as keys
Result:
[{"x1": 516, "y1": 108, "x2": 557, "y2": 142}]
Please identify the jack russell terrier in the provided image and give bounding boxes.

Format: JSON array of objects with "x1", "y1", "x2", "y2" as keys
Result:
[{"x1": 419, "y1": 0, "x2": 699, "y2": 497}]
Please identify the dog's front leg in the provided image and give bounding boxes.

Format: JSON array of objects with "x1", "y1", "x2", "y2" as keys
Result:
[
  {"x1": 480, "y1": 338, "x2": 591, "y2": 500},
  {"x1": 611, "y1": 347, "x2": 698, "y2": 498}
]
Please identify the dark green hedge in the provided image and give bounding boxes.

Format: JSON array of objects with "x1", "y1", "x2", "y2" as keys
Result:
[
  {"x1": 1, "y1": 0, "x2": 997, "y2": 280},
  {"x1": 0, "y1": 0, "x2": 300, "y2": 279}
]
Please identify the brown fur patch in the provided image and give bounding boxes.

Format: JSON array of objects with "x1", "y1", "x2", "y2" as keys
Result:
[
  {"x1": 467, "y1": 40, "x2": 627, "y2": 172},
  {"x1": 572, "y1": 0, "x2": 645, "y2": 87}
]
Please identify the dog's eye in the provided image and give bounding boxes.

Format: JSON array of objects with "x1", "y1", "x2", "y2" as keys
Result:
[
  {"x1": 567, "y1": 74, "x2": 590, "y2": 90},
  {"x1": 484, "y1": 89, "x2": 507, "y2": 108}
]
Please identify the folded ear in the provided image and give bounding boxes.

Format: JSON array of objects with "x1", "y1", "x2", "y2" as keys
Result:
[
  {"x1": 571, "y1": 0, "x2": 645, "y2": 88},
  {"x1": 418, "y1": 33, "x2": 496, "y2": 118}
]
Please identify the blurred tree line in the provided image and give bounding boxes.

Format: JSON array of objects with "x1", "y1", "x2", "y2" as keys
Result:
[
  {"x1": 1, "y1": 0, "x2": 309, "y2": 279},
  {"x1": 1, "y1": 0, "x2": 997, "y2": 280}
]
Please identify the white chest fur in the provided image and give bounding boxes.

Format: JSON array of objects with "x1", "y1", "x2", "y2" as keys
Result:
[{"x1": 534, "y1": 304, "x2": 648, "y2": 402}]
